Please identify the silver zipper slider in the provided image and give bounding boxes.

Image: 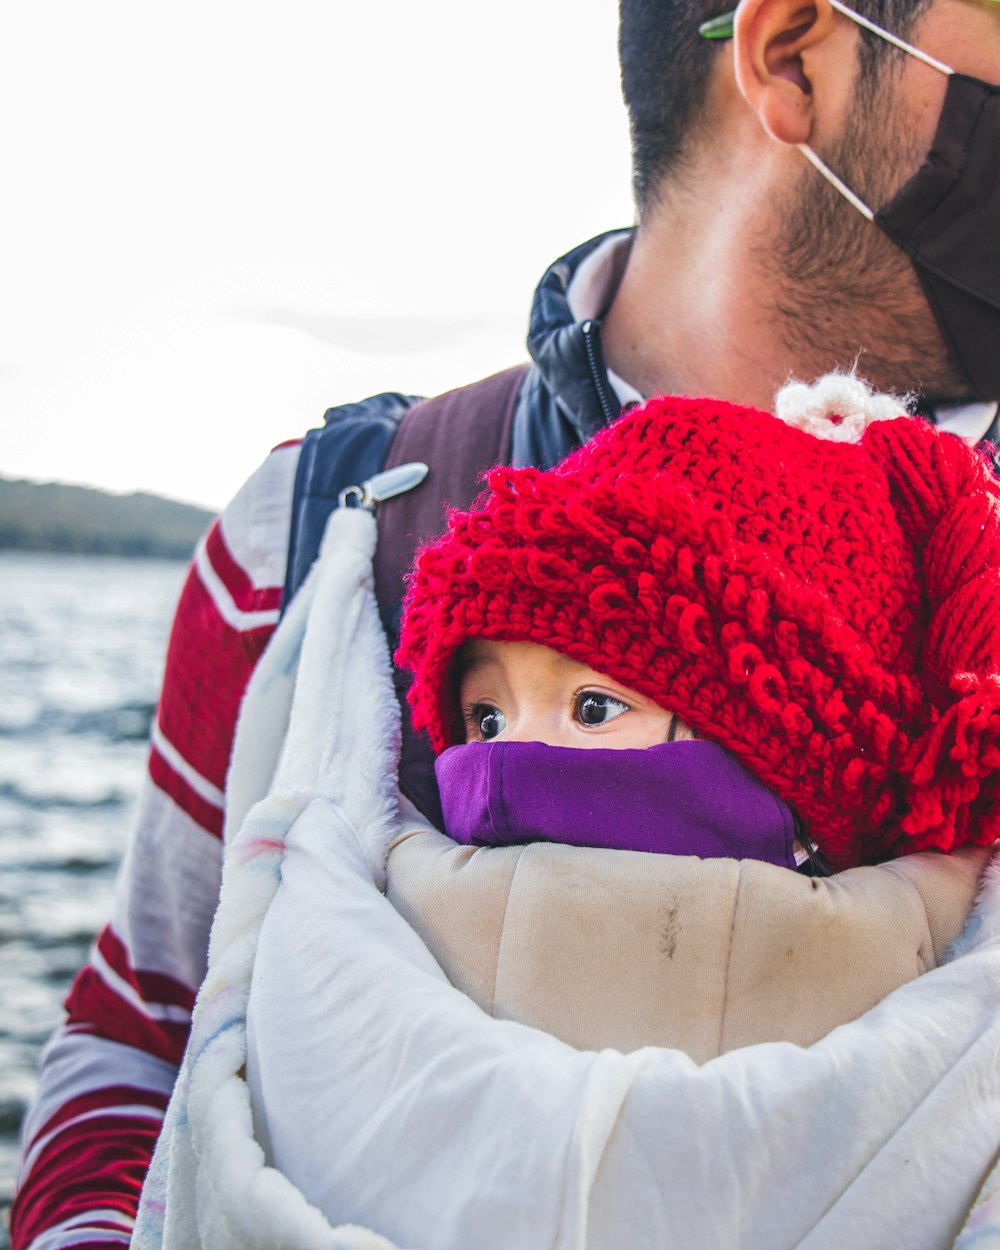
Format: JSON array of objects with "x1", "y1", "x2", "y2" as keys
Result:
[{"x1": 338, "y1": 461, "x2": 429, "y2": 511}]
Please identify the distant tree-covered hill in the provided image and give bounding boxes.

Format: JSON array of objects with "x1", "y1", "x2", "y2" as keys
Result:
[{"x1": 0, "y1": 476, "x2": 215, "y2": 559}]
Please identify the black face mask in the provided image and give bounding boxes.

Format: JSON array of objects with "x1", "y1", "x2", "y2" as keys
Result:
[
  {"x1": 876, "y1": 74, "x2": 1000, "y2": 401},
  {"x1": 797, "y1": 0, "x2": 1000, "y2": 400}
]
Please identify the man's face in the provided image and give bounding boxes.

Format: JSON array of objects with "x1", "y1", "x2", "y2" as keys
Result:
[{"x1": 771, "y1": 0, "x2": 1000, "y2": 401}]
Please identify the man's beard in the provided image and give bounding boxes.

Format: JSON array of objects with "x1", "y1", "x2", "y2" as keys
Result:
[{"x1": 763, "y1": 74, "x2": 968, "y2": 402}]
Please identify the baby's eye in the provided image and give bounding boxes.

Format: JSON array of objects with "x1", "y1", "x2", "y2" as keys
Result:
[
  {"x1": 575, "y1": 691, "x2": 630, "y2": 727},
  {"x1": 466, "y1": 703, "x2": 507, "y2": 741}
]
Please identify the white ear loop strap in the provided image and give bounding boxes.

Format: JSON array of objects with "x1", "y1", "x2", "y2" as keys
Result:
[
  {"x1": 796, "y1": 0, "x2": 954, "y2": 221},
  {"x1": 797, "y1": 143, "x2": 877, "y2": 218},
  {"x1": 829, "y1": 0, "x2": 955, "y2": 77}
]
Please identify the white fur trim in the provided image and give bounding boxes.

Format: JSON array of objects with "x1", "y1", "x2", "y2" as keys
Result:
[
  {"x1": 774, "y1": 372, "x2": 907, "y2": 443},
  {"x1": 947, "y1": 845, "x2": 1000, "y2": 961},
  {"x1": 135, "y1": 502, "x2": 406, "y2": 1249}
]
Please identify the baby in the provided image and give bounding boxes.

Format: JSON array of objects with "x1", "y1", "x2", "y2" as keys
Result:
[
  {"x1": 387, "y1": 376, "x2": 997, "y2": 1056},
  {"x1": 229, "y1": 376, "x2": 999, "y2": 1247}
]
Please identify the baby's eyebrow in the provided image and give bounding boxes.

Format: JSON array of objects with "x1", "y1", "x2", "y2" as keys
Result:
[
  {"x1": 455, "y1": 652, "x2": 500, "y2": 678},
  {"x1": 551, "y1": 651, "x2": 582, "y2": 667}
]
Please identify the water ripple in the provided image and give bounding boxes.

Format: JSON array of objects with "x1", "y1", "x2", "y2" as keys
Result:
[{"x1": 0, "y1": 701, "x2": 157, "y2": 743}]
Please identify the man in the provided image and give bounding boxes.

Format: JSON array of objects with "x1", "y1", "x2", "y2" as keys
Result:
[{"x1": 11, "y1": 0, "x2": 1000, "y2": 1244}]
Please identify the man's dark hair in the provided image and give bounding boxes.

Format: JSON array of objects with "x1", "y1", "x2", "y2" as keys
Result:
[{"x1": 619, "y1": 0, "x2": 934, "y2": 214}]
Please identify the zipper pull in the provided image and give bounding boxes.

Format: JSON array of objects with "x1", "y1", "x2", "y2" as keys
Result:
[{"x1": 338, "y1": 461, "x2": 429, "y2": 511}]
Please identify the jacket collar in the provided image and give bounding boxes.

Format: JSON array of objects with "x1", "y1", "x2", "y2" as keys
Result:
[{"x1": 527, "y1": 229, "x2": 634, "y2": 444}]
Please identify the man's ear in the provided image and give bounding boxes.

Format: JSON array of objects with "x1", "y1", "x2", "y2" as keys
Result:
[{"x1": 732, "y1": 0, "x2": 839, "y2": 145}]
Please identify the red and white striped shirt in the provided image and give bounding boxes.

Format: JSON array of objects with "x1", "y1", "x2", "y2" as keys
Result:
[{"x1": 11, "y1": 440, "x2": 302, "y2": 1250}]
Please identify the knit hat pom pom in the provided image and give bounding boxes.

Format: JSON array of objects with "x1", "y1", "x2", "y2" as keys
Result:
[
  {"x1": 774, "y1": 372, "x2": 908, "y2": 443},
  {"x1": 902, "y1": 673, "x2": 1000, "y2": 852}
]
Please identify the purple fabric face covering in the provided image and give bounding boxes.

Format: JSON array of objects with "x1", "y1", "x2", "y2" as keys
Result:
[{"x1": 435, "y1": 740, "x2": 797, "y2": 870}]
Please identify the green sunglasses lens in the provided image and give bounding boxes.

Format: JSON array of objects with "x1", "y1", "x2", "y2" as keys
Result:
[{"x1": 698, "y1": 10, "x2": 736, "y2": 39}]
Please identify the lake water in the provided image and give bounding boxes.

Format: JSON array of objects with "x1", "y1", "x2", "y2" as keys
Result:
[{"x1": 0, "y1": 552, "x2": 189, "y2": 1245}]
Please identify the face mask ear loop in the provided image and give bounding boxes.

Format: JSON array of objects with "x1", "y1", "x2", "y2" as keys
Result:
[
  {"x1": 797, "y1": 143, "x2": 876, "y2": 220},
  {"x1": 828, "y1": 0, "x2": 954, "y2": 76},
  {"x1": 796, "y1": 0, "x2": 955, "y2": 226}
]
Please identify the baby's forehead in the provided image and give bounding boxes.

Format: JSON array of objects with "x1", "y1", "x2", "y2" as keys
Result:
[{"x1": 458, "y1": 639, "x2": 584, "y2": 675}]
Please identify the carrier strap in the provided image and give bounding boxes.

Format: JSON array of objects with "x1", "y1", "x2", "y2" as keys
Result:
[
  {"x1": 282, "y1": 391, "x2": 422, "y2": 613},
  {"x1": 375, "y1": 364, "x2": 528, "y2": 826}
]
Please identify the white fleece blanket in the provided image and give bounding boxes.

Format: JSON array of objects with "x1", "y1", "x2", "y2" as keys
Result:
[{"x1": 134, "y1": 504, "x2": 1000, "y2": 1250}]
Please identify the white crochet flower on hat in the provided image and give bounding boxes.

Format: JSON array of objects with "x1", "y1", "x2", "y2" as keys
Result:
[{"x1": 775, "y1": 372, "x2": 908, "y2": 443}]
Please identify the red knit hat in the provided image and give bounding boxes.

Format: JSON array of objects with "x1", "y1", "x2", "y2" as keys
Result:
[{"x1": 396, "y1": 379, "x2": 1000, "y2": 869}]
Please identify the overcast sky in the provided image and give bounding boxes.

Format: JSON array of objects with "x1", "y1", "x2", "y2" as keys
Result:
[{"x1": 2, "y1": 1, "x2": 634, "y2": 510}]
